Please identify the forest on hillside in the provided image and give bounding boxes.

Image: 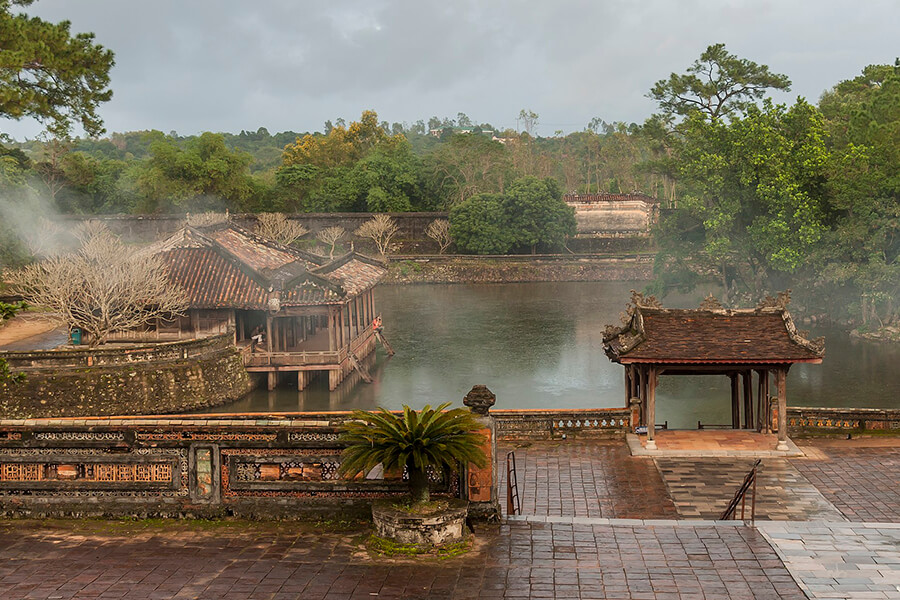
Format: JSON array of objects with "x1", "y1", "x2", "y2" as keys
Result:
[
  {"x1": 1, "y1": 110, "x2": 673, "y2": 215},
  {"x1": 0, "y1": 25, "x2": 897, "y2": 331}
]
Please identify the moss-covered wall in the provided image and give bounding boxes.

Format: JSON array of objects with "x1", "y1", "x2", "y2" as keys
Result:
[{"x1": 0, "y1": 346, "x2": 251, "y2": 418}]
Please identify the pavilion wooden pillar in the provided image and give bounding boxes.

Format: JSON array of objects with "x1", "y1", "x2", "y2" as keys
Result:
[
  {"x1": 755, "y1": 369, "x2": 771, "y2": 433},
  {"x1": 775, "y1": 368, "x2": 789, "y2": 451},
  {"x1": 646, "y1": 366, "x2": 658, "y2": 450},
  {"x1": 729, "y1": 373, "x2": 739, "y2": 429},
  {"x1": 742, "y1": 371, "x2": 753, "y2": 429},
  {"x1": 328, "y1": 308, "x2": 336, "y2": 351},
  {"x1": 638, "y1": 367, "x2": 647, "y2": 426}
]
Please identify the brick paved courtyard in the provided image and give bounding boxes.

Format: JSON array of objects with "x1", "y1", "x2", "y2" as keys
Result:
[
  {"x1": 499, "y1": 441, "x2": 677, "y2": 519},
  {"x1": 0, "y1": 520, "x2": 805, "y2": 600},
  {"x1": 655, "y1": 457, "x2": 846, "y2": 521},
  {"x1": 4, "y1": 437, "x2": 900, "y2": 599},
  {"x1": 791, "y1": 444, "x2": 900, "y2": 522}
]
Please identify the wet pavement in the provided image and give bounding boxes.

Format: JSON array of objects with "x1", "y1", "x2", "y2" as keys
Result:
[
  {"x1": 791, "y1": 445, "x2": 900, "y2": 523},
  {"x1": 3, "y1": 437, "x2": 900, "y2": 599},
  {"x1": 499, "y1": 441, "x2": 677, "y2": 519},
  {"x1": 655, "y1": 458, "x2": 846, "y2": 521},
  {"x1": 0, "y1": 520, "x2": 805, "y2": 600}
]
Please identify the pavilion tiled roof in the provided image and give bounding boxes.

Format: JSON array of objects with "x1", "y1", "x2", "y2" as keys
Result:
[
  {"x1": 161, "y1": 247, "x2": 268, "y2": 310},
  {"x1": 603, "y1": 292, "x2": 825, "y2": 365},
  {"x1": 150, "y1": 223, "x2": 385, "y2": 310},
  {"x1": 312, "y1": 253, "x2": 388, "y2": 297}
]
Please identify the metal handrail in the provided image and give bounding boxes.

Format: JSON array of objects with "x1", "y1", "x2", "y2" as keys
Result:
[
  {"x1": 720, "y1": 459, "x2": 761, "y2": 523},
  {"x1": 506, "y1": 451, "x2": 521, "y2": 516}
]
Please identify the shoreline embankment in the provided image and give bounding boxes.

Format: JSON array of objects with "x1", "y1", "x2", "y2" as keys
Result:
[{"x1": 382, "y1": 254, "x2": 654, "y2": 285}]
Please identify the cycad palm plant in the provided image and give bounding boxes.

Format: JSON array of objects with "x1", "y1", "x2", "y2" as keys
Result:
[{"x1": 339, "y1": 403, "x2": 487, "y2": 504}]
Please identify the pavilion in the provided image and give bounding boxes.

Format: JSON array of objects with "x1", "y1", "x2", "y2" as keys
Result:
[
  {"x1": 602, "y1": 291, "x2": 824, "y2": 450},
  {"x1": 132, "y1": 222, "x2": 386, "y2": 391}
]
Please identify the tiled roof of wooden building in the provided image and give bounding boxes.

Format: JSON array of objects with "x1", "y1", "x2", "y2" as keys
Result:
[
  {"x1": 603, "y1": 292, "x2": 825, "y2": 365},
  {"x1": 149, "y1": 223, "x2": 385, "y2": 310}
]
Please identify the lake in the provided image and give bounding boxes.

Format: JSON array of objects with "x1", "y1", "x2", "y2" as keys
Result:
[{"x1": 208, "y1": 281, "x2": 900, "y2": 428}]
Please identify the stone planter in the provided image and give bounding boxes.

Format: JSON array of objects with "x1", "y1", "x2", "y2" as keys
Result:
[{"x1": 372, "y1": 498, "x2": 469, "y2": 547}]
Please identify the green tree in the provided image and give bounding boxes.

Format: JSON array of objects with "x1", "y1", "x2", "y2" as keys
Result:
[
  {"x1": 135, "y1": 132, "x2": 255, "y2": 212},
  {"x1": 503, "y1": 176, "x2": 576, "y2": 253},
  {"x1": 449, "y1": 193, "x2": 513, "y2": 254},
  {"x1": 0, "y1": 300, "x2": 26, "y2": 383},
  {"x1": 354, "y1": 137, "x2": 422, "y2": 212},
  {"x1": 0, "y1": 0, "x2": 114, "y2": 137},
  {"x1": 339, "y1": 404, "x2": 486, "y2": 504},
  {"x1": 649, "y1": 43, "x2": 791, "y2": 122},
  {"x1": 654, "y1": 99, "x2": 829, "y2": 301},
  {"x1": 813, "y1": 62, "x2": 900, "y2": 325},
  {"x1": 423, "y1": 133, "x2": 509, "y2": 207}
]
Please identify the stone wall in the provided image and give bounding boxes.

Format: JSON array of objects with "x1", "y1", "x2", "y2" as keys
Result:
[
  {"x1": 0, "y1": 335, "x2": 252, "y2": 418},
  {"x1": 59, "y1": 213, "x2": 447, "y2": 244},
  {"x1": 58, "y1": 209, "x2": 655, "y2": 248},
  {"x1": 787, "y1": 407, "x2": 900, "y2": 434},
  {"x1": 569, "y1": 200, "x2": 656, "y2": 236},
  {"x1": 0, "y1": 414, "x2": 466, "y2": 519},
  {"x1": 492, "y1": 408, "x2": 631, "y2": 440}
]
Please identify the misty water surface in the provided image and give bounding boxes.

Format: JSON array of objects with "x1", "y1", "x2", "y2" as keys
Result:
[{"x1": 209, "y1": 281, "x2": 900, "y2": 429}]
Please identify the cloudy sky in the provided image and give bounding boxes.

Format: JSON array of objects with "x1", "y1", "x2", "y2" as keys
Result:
[{"x1": 3, "y1": 0, "x2": 898, "y2": 139}]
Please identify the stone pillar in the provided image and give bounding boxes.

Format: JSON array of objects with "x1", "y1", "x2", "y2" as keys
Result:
[
  {"x1": 463, "y1": 385, "x2": 500, "y2": 521},
  {"x1": 776, "y1": 368, "x2": 789, "y2": 451}
]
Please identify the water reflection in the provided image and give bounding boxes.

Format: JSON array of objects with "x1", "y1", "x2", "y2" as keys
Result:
[{"x1": 208, "y1": 281, "x2": 900, "y2": 428}]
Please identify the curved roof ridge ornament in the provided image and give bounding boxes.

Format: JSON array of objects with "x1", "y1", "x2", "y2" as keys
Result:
[
  {"x1": 699, "y1": 294, "x2": 724, "y2": 311},
  {"x1": 756, "y1": 289, "x2": 792, "y2": 312}
]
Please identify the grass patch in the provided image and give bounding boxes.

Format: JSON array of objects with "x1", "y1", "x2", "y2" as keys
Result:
[{"x1": 367, "y1": 534, "x2": 472, "y2": 559}]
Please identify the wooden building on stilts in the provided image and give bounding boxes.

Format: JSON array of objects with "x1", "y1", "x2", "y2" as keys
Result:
[
  {"x1": 602, "y1": 291, "x2": 824, "y2": 450},
  {"x1": 143, "y1": 222, "x2": 387, "y2": 391}
]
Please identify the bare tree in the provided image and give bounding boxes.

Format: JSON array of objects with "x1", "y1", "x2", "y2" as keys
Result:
[
  {"x1": 185, "y1": 210, "x2": 230, "y2": 227},
  {"x1": 316, "y1": 226, "x2": 345, "y2": 259},
  {"x1": 22, "y1": 217, "x2": 65, "y2": 258},
  {"x1": 254, "y1": 212, "x2": 309, "y2": 245},
  {"x1": 354, "y1": 215, "x2": 398, "y2": 258},
  {"x1": 425, "y1": 219, "x2": 452, "y2": 254},
  {"x1": 9, "y1": 228, "x2": 187, "y2": 347},
  {"x1": 72, "y1": 219, "x2": 108, "y2": 244}
]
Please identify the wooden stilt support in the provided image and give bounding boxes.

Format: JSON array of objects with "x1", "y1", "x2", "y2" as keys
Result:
[
  {"x1": 375, "y1": 330, "x2": 395, "y2": 356},
  {"x1": 328, "y1": 369, "x2": 340, "y2": 391},
  {"x1": 267, "y1": 371, "x2": 277, "y2": 391},
  {"x1": 297, "y1": 371, "x2": 311, "y2": 391},
  {"x1": 349, "y1": 352, "x2": 373, "y2": 383}
]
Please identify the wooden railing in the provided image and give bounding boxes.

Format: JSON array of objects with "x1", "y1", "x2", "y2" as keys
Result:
[
  {"x1": 506, "y1": 451, "x2": 521, "y2": 516},
  {"x1": 244, "y1": 325, "x2": 375, "y2": 369},
  {"x1": 720, "y1": 459, "x2": 761, "y2": 523}
]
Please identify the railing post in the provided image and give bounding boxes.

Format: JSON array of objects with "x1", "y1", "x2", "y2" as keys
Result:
[{"x1": 463, "y1": 385, "x2": 500, "y2": 521}]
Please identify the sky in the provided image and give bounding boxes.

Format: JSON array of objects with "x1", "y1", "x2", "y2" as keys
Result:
[{"x1": 3, "y1": 0, "x2": 898, "y2": 140}]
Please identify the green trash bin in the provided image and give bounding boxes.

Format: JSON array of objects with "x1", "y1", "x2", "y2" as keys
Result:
[{"x1": 70, "y1": 328, "x2": 82, "y2": 345}]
